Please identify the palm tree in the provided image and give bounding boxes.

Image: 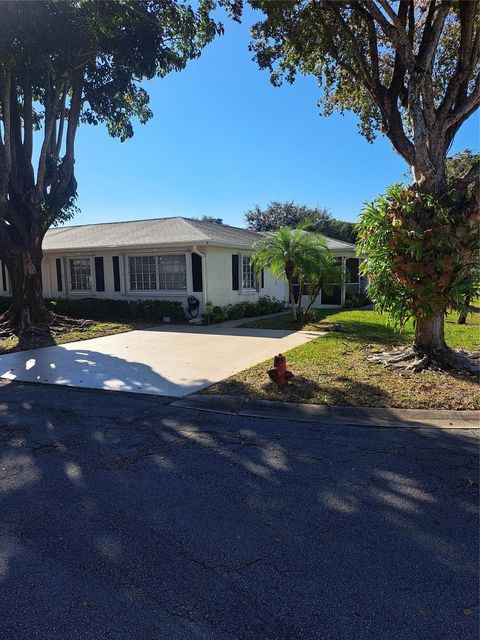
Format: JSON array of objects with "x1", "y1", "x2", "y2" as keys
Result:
[
  {"x1": 251, "y1": 225, "x2": 329, "y2": 321},
  {"x1": 302, "y1": 253, "x2": 346, "y2": 319}
]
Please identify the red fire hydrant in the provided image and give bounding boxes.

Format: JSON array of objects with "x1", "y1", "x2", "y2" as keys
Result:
[{"x1": 268, "y1": 353, "x2": 294, "y2": 386}]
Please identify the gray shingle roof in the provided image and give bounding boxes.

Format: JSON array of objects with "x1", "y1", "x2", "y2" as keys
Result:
[{"x1": 43, "y1": 216, "x2": 355, "y2": 252}]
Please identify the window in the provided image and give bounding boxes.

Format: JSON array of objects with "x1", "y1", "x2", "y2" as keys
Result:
[
  {"x1": 128, "y1": 254, "x2": 187, "y2": 291},
  {"x1": 242, "y1": 255, "x2": 256, "y2": 290},
  {"x1": 69, "y1": 258, "x2": 92, "y2": 291},
  {"x1": 345, "y1": 258, "x2": 359, "y2": 283},
  {"x1": 158, "y1": 255, "x2": 186, "y2": 290},
  {"x1": 129, "y1": 256, "x2": 157, "y2": 290}
]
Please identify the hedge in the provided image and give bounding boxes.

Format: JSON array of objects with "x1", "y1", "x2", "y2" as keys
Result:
[
  {"x1": 204, "y1": 296, "x2": 284, "y2": 324},
  {"x1": 0, "y1": 296, "x2": 186, "y2": 323}
]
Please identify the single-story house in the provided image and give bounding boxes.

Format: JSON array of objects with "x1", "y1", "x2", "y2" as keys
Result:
[{"x1": 0, "y1": 217, "x2": 364, "y2": 313}]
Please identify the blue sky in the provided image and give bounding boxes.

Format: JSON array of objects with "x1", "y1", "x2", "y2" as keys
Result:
[{"x1": 72, "y1": 9, "x2": 478, "y2": 228}]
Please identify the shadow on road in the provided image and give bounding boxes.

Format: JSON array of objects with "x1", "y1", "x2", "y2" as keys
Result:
[{"x1": 0, "y1": 381, "x2": 478, "y2": 639}]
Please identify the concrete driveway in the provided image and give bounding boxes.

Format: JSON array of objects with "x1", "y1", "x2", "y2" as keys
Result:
[
  {"x1": 0, "y1": 382, "x2": 478, "y2": 640},
  {"x1": 0, "y1": 324, "x2": 319, "y2": 397}
]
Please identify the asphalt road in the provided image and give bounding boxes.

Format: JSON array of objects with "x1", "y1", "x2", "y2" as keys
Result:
[{"x1": 0, "y1": 381, "x2": 478, "y2": 640}]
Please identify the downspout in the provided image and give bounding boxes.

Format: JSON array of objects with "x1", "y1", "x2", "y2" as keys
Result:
[{"x1": 192, "y1": 245, "x2": 208, "y2": 311}]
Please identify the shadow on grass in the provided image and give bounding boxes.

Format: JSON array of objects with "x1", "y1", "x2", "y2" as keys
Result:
[{"x1": 206, "y1": 373, "x2": 393, "y2": 407}]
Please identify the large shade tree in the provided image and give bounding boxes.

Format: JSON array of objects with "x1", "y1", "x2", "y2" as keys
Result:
[
  {"x1": 244, "y1": 200, "x2": 357, "y2": 243},
  {"x1": 445, "y1": 150, "x2": 479, "y2": 324},
  {"x1": 0, "y1": 0, "x2": 219, "y2": 337},
  {"x1": 224, "y1": 0, "x2": 479, "y2": 372}
]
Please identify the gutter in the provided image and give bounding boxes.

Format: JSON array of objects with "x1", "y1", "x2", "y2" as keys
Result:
[{"x1": 42, "y1": 240, "x2": 259, "y2": 254}]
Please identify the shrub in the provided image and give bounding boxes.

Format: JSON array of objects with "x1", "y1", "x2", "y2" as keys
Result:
[
  {"x1": 204, "y1": 302, "x2": 225, "y2": 324},
  {"x1": 205, "y1": 296, "x2": 284, "y2": 324},
  {"x1": 343, "y1": 291, "x2": 371, "y2": 309},
  {"x1": 0, "y1": 296, "x2": 187, "y2": 323}
]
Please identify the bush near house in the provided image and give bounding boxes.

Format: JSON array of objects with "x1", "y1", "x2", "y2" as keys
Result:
[
  {"x1": 204, "y1": 296, "x2": 284, "y2": 324},
  {"x1": 0, "y1": 297, "x2": 187, "y2": 323},
  {"x1": 343, "y1": 291, "x2": 371, "y2": 309}
]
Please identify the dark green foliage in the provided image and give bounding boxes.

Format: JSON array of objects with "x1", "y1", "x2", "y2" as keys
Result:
[
  {"x1": 0, "y1": 296, "x2": 186, "y2": 323},
  {"x1": 357, "y1": 184, "x2": 480, "y2": 326},
  {"x1": 204, "y1": 296, "x2": 284, "y2": 324},
  {"x1": 321, "y1": 219, "x2": 357, "y2": 244},
  {"x1": 0, "y1": 1, "x2": 221, "y2": 332},
  {"x1": 446, "y1": 150, "x2": 480, "y2": 183},
  {"x1": 244, "y1": 201, "x2": 357, "y2": 243},
  {"x1": 343, "y1": 291, "x2": 371, "y2": 309},
  {"x1": 193, "y1": 215, "x2": 224, "y2": 224}
]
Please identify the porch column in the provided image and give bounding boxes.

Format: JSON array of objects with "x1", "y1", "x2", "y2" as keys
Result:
[{"x1": 340, "y1": 256, "x2": 346, "y2": 306}]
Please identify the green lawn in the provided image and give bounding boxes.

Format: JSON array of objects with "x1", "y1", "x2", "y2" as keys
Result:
[
  {"x1": 0, "y1": 321, "x2": 137, "y2": 355},
  {"x1": 202, "y1": 307, "x2": 480, "y2": 410}
]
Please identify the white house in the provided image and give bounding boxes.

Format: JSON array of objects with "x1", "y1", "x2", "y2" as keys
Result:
[{"x1": 0, "y1": 217, "x2": 363, "y2": 313}]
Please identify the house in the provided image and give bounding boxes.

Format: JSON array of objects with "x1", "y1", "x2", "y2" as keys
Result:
[{"x1": 0, "y1": 217, "x2": 363, "y2": 313}]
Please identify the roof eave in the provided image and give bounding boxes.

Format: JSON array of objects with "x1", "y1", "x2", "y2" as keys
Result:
[{"x1": 42, "y1": 239, "x2": 259, "y2": 253}]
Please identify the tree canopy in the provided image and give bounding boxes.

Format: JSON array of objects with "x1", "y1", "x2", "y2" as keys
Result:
[
  {"x1": 0, "y1": 0, "x2": 220, "y2": 333},
  {"x1": 225, "y1": 0, "x2": 480, "y2": 372},
  {"x1": 224, "y1": 0, "x2": 479, "y2": 197},
  {"x1": 245, "y1": 200, "x2": 357, "y2": 243}
]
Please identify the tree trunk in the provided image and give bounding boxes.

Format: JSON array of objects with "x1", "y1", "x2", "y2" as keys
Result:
[
  {"x1": 2, "y1": 245, "x2": 50, "y2": 335},
  {"x1": 288, "y1": 278, "x2": 297, "y2": 321},
  {"x1": 458, "y1": 296, "x2": 470, "y2": 325},
  {"x1": 414, "y1": 313, "x2": 447, "y2": 354}
]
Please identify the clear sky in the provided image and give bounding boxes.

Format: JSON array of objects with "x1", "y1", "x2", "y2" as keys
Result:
[{"x1": 72, "y1": 8, "x2": 479, "y2": 228}]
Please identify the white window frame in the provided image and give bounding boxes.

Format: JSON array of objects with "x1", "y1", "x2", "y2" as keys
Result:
[
  {"x1": 127, "y1": 253, "x2": 187, "y2": 293},
  {"x1": 128, "y1": 255, "x2": 158, "y2": 292},
  {"x1": 241, "y1": 254, "x2": 257, "y2": 292},
  {"x1": 67, "y1": 257, "x2": 93, "y2": 293},
  {"x1": 157, "y1": 254, "x2": 187, "y2": 291}
]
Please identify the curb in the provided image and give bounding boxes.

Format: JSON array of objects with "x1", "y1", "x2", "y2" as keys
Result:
[{"x1": 170, "y1": 394, "x2": 480, "y2": 429}]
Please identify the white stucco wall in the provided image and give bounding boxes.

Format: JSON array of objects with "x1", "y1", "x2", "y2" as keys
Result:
[
  {"x1": 36, "y1": 245, "x2": 285, "y2": 313},
  {"x1": 204, "y1": 247, "x2": 284, "y2": 308},
  {"x1": 41, "y1": 248, "x2": 195, "y2": 310},
  {"x1": 2, "y1": 245, "x2": 359, "y2": 314}
]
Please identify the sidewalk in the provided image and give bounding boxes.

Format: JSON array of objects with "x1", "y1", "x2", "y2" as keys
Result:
[{"x1": 171, "y1": 394, "x2": 480, "y2": 429}]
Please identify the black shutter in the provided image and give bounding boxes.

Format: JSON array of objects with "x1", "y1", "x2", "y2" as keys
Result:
[
  {"x1": 112, "y1": 256, "x2": 121, "y2": 292},
  {"x1": 232, "y1": 254, "x2": 239, "y2": 290},
  {"x1": 1, "y1": 262, "x2": 6, "y2": 291},
  {"x1": 56, "y1": 258, "x2": 63, "y2": 292},
  {"x1": 95, "y1": 257, "x2": 105, "y2": 292},
  {"x1": 261, "y1": 268, "x2": 264, "y2": 289},
  {"x1": 191, "y1": 253, "x2": 203, "y2": 292}
]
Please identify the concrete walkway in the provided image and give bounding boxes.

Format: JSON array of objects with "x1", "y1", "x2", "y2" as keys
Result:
[
  {"x1": 0, "y1": 324, "x2": 321, "y2": 397},
  {"x1": 172, "y1": 394, "x2": 480, "y2": 429}
]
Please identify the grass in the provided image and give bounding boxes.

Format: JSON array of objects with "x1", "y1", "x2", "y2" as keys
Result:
[
  {"x1": 0, "y1": 321, "x2": 138, "y2": 355},
  {"x1": 201, "y1": 307, "x2": 480, "y2": 410}
]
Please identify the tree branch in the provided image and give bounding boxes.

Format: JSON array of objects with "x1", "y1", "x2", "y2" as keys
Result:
[
  {"x1": 23, "y1": 84, "x2": 33, "y2": 168},
  {"x1": 325, "y1": 2, "x2": 374, "y2": 89},
  {"x1": 445, "y1": 72, "x2": 480, "y2": 131},
  {"x1": 365, "y1": 0, "x2": 414, "y2": 68},
  {"x1": 350, "y1": 1, "x2": 380, "y2": 85},
  {"x1": 417, "y1": 1, "x2": 451, "y2": 72},
  {"x1": 54, "y1": 84, "x2": 67, "y2": 158},
  {"x1": 35, "y1": 74, "x2": 67, "y2": 203},
  {"x1": 0, "y1": 71, "x2": 12, "y2": 212}
]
